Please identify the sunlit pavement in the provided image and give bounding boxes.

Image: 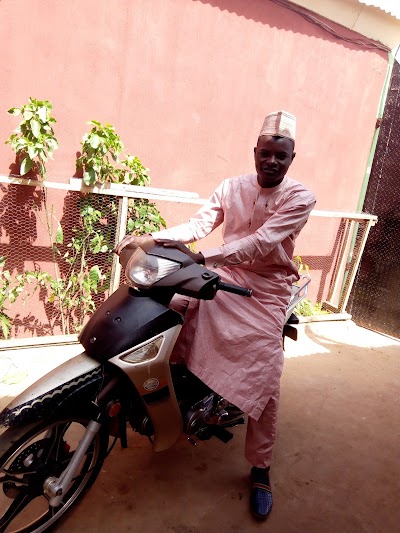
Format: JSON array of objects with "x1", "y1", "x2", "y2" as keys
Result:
[{"x1": 1, "y1": 320, "x2": 399, "y2": 532}]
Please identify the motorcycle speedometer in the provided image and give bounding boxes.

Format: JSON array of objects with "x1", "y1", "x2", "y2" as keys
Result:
[{"x1": 125, "y1": 248, "x2": 181, "y2": 287}]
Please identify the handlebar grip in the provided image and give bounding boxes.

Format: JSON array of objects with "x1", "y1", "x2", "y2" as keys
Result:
[{"x1": 218, "y1": 281, "x2": 252, "y2": 297}]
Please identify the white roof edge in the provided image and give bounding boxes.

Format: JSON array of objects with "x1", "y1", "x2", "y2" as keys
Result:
[
  {"x1": 357, "y1": 0, "x2": 400, "y2": 21},
  {"x1": 289, "y1": 0, "x2": 400, "y2": 49}
]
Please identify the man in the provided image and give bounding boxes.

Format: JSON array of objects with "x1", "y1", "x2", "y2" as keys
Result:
[{"x1": 116, "y1": 111, "x2": 316, "y2": 519}]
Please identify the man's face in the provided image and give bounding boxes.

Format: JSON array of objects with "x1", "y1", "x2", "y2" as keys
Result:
[{"x1": 254, "y1": 136, "x2": 295, "y2": 188}]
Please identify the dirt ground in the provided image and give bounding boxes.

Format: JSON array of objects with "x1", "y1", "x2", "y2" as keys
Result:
[
  {"x1": 1, "y1": 320, "x2": 399, "y2": 532},
  {"x1": 48, "y1": 321, "x2": 399, "y2": 533}
]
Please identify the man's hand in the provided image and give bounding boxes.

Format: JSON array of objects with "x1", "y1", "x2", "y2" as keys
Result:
[
  {"x1": 154, "y1": 239, "x2": 205, "y2": 264},
  {"x1": 115, "y1": 234, "x2": 155, "y2": 255},
  {"x1": 115, "y1": 234, "x2": 155, "y2": 269},
  {"x1": 154, "y1": 239, "x2": 204, "y2": 265}
]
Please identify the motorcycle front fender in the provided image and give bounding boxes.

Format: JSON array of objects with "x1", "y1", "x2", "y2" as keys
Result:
[{"x1": 0, "y1": 353, "x2": 102, "y2": 429}]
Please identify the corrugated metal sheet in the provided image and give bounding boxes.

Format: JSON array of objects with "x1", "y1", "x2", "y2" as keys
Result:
[{"x1": 358, "y1": 0, "x2": 400, "y2": 20}]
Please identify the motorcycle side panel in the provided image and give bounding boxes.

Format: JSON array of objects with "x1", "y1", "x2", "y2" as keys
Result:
[
  {"x1": 109, "y1": 325, "x2": 183, "y2": 452},
  {"x1": 79, "y1": 284, "x2": 183, "y2": 361}
]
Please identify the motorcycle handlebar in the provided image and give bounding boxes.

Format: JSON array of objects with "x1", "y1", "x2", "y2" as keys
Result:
[{"x1": 217, "y1": 281, "x2": 252, "y2": 297}]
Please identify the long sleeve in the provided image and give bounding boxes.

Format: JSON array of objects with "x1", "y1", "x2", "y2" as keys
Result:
[
  {"x1": 202, "y1": 192, "x2": 315, "y2": 269},
  {"x1": 151, "y1": 181, "x2": 226, "y2": 243}
]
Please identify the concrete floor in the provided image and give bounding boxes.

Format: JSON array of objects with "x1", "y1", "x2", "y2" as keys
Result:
[{"x1": 1, "y1": 321, "x2": 400, "y2": 532}]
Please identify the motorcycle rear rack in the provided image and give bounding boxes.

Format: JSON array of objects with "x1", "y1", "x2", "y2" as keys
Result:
[{"x1": 285, "y1": 275, "x2": 311, "y2": 323}]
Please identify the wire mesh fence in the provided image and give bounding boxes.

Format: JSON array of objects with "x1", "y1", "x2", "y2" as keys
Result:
[
  {"x1": 347, "y1": 59, "x2": 400, "y2": 339},
  {"x1": 0, "y1": 184, "x2": 118, "y2": 338},
  {"x1": 297, "y1": 214, "x2": 376, "y2": 314},
  {"x1": 0, "y1": 179, "x2": 376, "y2": 342}
]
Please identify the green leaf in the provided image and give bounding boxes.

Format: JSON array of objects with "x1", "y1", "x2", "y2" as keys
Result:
[
  {"x1": 89, "y1": 265, "x2": 101, "y2": 284},
  {"x1": 0, "y1": 314, "x2": 11, "y2": 339},
  {"x1": 38, "y1": 106, "x2": 48, "y2": 122},
  {"x1": 89, "y1": 134, "x2": 101, "y2": 149},
  {"x1": 46, "y1": 138, "x2": 59, "y2": 151},
  {"x1": 55, "y1": 222, "x2": 63, "y2": 244},
  {"x1": 8, "y1": 287, "x2": 22, "y2": 304},
  {"x1": 23, "y1": 110, "x2": 34, "y2": 120},
  {"x1": 83, "y1": 169, "x2": 96, "y2": 186},
  {"x1": 30, "y1": 119, "x2": 41, "y2": 138},
  {"x1": 8, "y1": 107, "x2": 21, "y2": 116},
  {"x1": 20, "y1": 156, "x2": 33, "y2": 176},
  {"x1": 15, "y1": 138, "x2": 27, "y2": 148},
  {"x1": 27, "y1": 145, "x2": 38, "y2": 159},
  {"x1": 89, "y1": 235, "x2": 101, "y2": 254}
]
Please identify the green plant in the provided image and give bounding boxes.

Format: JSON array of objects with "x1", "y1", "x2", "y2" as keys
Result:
[
  {"x1": 294, "y1": 298, "x2": 330, "y2": 317},
  {"x1": 77, "y1": 121, "x2": 123, "y2": 185},
  {"x1": 3, "y1": 98, "x2": 106, "y2": 335},
  {"x1": 77, "y1": 120, "x2": 166, "y2": 235},
  {"x1": 292, "y1": 255, "x2": 329, "y2": 316},
  {"x1": 32, "y1": 195, "x2": 115, "y2": 334},
  {"x1": 77, "y1": 121, "x2": 150, "y2": 187},
  {"x1": 0, "y1": 259, "x2": 21, "y2": 338},
  {"x1": 4, "y1": 98, "x2": 61, "y2": 336},
  {"x1": 5, "y1": 97, "x2": 58, "y2": 177},
  {"x1": 126, "y1": 199, "x2": 166, "y2": 235},
  {"x1": 33, "y1": 119, "x2": 166, "y2": 334},
  {"x1": 0, "y1": 257, "x2": 34, "y2": 339},
  {"x1": 293, "y1": 255, "x2": 310, "y2": 276},
  {"x1": 2, "y1": 113, "x2": 166, "y2": 338}
]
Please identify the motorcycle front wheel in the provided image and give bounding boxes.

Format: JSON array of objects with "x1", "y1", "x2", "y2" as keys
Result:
[{"x1": 0, "y1": 416, "x2": 108, "y2": 533}]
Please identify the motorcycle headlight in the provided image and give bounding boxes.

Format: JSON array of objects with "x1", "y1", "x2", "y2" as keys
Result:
[{"x1": 125, "y1": 248, "x2": 181, "y2": 287}]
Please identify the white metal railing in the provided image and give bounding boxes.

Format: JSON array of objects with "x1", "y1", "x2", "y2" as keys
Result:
[
  {"x1": 0, "y1": 175, "x2": 205, "y2": 204},
  {"x1": 0, "y1": 176, "x2": 378, "y2": 346}
]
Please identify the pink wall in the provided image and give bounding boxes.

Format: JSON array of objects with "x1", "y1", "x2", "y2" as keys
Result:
[
  {"x1": 1, "y1": 0, "x2": 387, "y2": 201},
  {"x1": 0, "y1": 0, "x2": 388, "y2": 329}
]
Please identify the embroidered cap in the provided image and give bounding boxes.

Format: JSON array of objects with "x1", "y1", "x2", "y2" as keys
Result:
[{"x1": 259, "y1": 110, "x2": 296, "y2": 141}]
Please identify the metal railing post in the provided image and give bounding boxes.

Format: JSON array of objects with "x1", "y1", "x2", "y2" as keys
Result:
[
  {"x1": 109, "y1": 196, "x2": 129, "y2": 294},
  {"x1": 338, "y1": 218, "x2": 377, "y2": 312}
]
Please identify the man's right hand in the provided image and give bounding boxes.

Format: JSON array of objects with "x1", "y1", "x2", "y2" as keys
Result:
[
  {"x1": 153, "y1": 239, "x2": 205, "y2": 264},
  {"x1": 114, "y1": 234, "x2": 155, "y2": 269}
]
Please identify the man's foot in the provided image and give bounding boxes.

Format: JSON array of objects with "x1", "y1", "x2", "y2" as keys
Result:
[{"x1": 250, "y1": 466, "x2": 273, "y2": 520}]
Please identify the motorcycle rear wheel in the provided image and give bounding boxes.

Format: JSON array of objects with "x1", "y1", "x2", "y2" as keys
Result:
[{"x1": 0, "y1": 416, "x2": 108, "y2": 533}]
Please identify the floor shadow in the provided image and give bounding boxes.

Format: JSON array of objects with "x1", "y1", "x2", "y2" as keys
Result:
[{"x1": 302, "y1": 321, "x2": 399, "y2": 352}]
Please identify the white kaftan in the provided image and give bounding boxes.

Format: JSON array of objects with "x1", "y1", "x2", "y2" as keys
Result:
[{"x1": 152, "y1": 174, "x2": 315, "y2": 421}]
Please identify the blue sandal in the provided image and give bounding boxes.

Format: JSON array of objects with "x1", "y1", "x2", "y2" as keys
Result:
[{"x1": 250, "y1": 466, "x2": 273, "y2": 519}]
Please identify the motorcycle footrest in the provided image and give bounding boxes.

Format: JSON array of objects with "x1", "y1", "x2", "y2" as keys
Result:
[
  {"x1": 219, "y1": 416, "x2": 245, "y2": 428},
  {"x1": 196, "y1": 425, "x2": 234, "y2": 443}
]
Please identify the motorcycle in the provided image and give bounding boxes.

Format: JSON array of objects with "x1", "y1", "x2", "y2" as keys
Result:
[{"x1": 0, "y1": 244, "x2": 310, "y2": 532}]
